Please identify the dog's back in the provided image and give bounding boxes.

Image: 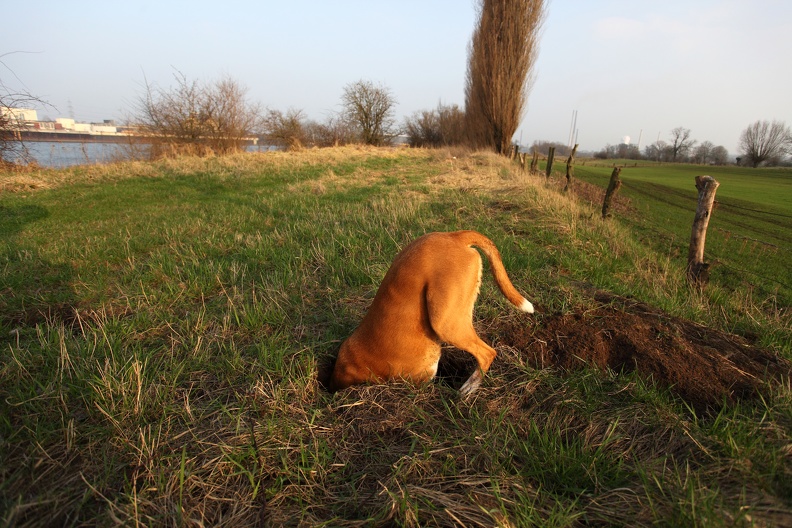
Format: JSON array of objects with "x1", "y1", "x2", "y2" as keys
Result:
[{"x1": 329, "y1": 231, "x2": 532, "y2": 394}]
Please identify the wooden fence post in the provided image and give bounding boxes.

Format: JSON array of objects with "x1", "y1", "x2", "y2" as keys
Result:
[
  {"x1": 519, "y1": 152, "x2": 527, "y2": 171},
  {"x1": 601, "y1": 167, "x2": 622, "y2": 218},
  {"x1": 563, "y1": 143, "x2": 579, "y2": 192},
  {"x1": 545, "y1": 147, "x2": 555, "y2": 178},
  {"x1": 530, "y1": 149, "x2": 539, "y2": 173},
  {"x1": 687, "y1": 175, "x2": 720, "y2": 285}
]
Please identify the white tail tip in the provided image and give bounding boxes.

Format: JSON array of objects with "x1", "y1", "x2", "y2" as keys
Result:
[{"x1": 520, "y1": 299, "x2": 534, "y2": 313}]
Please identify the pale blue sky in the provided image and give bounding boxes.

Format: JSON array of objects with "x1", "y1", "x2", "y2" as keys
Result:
[{"x1": 3, "y1": 1, "x2": 791, "y2": 154}]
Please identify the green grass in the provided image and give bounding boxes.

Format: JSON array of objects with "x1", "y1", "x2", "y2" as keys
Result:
[
  {"x1": 1, "y1": 147, "x2": 791, "y2": 526},
  {"x1": 571, "y1": 162, "x2": 792, "y2": 328}
]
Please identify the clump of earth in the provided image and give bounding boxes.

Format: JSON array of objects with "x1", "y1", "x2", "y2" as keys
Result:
[{"x1": 471, "y1": 291, "x2": 788, "y2": 412}]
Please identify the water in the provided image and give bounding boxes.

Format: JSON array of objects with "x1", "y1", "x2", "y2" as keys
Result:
[
  {"x1": 20, "y1": 141, "x2": 138, "y2": 168},
  {"x1": 16, "y1": 141, "x2": 276, "y2": 168}
]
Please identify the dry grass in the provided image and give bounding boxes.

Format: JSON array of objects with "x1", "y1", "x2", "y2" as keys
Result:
[
  {"x1": 2, "y1": 147, "x2": 791, "y2": 526},
  {"x1": 0, "y1": 145, "x2": 432, "y2": 193}
]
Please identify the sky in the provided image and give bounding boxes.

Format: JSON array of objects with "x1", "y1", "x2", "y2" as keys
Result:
[{"x1": 3, "y1": 0, "x2": 791, "y2": 155}]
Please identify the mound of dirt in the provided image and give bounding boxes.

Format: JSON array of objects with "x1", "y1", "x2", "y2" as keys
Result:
[{"x1": 489, "y1": 291, "x2": 789, "y2": 413}]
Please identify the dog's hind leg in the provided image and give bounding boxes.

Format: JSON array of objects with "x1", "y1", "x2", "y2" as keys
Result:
[
  {"x1": 447, "y1": 333, "x2": 498, "y2": 396},
  {"x1": 427, "y1": 286, "x2": 498, "y2": 396}
]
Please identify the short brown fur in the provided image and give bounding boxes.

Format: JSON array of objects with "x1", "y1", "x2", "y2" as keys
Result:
[{"x1": 329, "y1": 231, "x2": 533, "y2": 396}]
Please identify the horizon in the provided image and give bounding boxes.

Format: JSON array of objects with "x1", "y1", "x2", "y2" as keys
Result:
[{"x1": 3, "y1": 1, "x2": 791, "y2": 155}]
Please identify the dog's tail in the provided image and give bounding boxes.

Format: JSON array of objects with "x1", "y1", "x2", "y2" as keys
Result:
[{"x1": 462, "y1": 231, "x2": 534, "y2": 313}]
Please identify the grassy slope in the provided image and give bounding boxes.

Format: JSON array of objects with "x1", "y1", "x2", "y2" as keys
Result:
[
  {"x1": 1, "y1": 148, "x2": 790, "y2": 526},
  {"x1": 574, "y1": 162, "x2": 792, "y2": 327},
  {"x1": 578, "y1": 162, "x2": 792, "y2": 209}
]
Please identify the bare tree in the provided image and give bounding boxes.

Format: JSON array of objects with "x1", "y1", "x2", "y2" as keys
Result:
[
  {"x1": 692, "y1": 141, "x2": 730, "y2": 165},
  {"x1": 134, "y1": 71, "x2": 261, "y2": 157},
  {"x1": 739, "y1": 120, "x2": 792, "y2": 168},
  {"x1": 340, "y1": 80, "x2": 397, "y2": 146},
  {"x1": 465, "y1": 0, "x2": 546, "y2": 154},
  {"x1": 644, "y1": 140, "x2": 671, "y2": 162},
  {"x1": 1, "y1": 52, "x2": 51, "y2": 166},
  {"x1": 711, "y1": 145, "x2": 729, "y2": 165},
  {"x1": 669, "y1": 127, "x2": 695, "y2": 162},
  {"x1": 692, "y1": 141, "x2": 714, "y2": 164}
]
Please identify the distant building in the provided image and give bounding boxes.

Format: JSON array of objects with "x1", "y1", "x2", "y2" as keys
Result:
[
  {"x1": 54, "y1": 117, "x2": 117, "y2": 134},
  {"x1": 1, "y1": 107, "x2": 39, "y2": 122},
  {"x1": 56, "y1": 117, "x2": 76, "y2": 130},
  {"x1": 4, "y1": 109, "x2": 120, "y2": 137},
  {"x1": 91, "y1": 124, "x2": 117, "y2": 134}
]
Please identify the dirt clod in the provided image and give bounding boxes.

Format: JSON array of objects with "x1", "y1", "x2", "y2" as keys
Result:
[{"x1": 490, "y1": 292, "x2": 789, "y2": 413}]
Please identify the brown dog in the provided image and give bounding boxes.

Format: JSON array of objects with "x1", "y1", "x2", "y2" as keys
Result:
[{"x1": 329, "y1": 230, "x2": 533, "y2": 396}]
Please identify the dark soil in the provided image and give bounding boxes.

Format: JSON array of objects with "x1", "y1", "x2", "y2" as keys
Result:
[{"x1": 482, "y1": 291, "x2": 789, "y2": 413}]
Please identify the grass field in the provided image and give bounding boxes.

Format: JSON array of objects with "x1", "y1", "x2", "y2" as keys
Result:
[
  {"x1": 1, "y1": 147, "x2": 791, "y2": 526},
  {"x1": 572, "y1": 162, "x2": 792, "y2": 321}
]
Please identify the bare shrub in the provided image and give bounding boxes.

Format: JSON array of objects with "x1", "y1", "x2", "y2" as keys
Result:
[
  {"x1": 404, "y1": 110, "x2": 440, "y2": 148},
  {"x1": 262, "y1": 108, "x2": 306, "y2": 151},
  {"x1": 404, "y1": 103, "x2": 466, "y2": 148},
  {"x1": 303, "y1": 113, "x2": 357, "y2": 148},
  {"x1": 133, "y1": 71, "x2": 261, "y2": 158}
]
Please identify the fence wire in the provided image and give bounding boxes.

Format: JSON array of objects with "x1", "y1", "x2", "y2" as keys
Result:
[
  {"x1": 593, "y1": 176, "x2": 792, "y2": 295},
  {"x1": 715, "y1": 200, "x2": 792, "y2": 220}
]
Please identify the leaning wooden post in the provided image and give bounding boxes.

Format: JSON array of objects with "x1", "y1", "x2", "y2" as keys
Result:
[
  {"x1": 601, "y1": 167, "x2": 622, "y2": 218},
  {"x1": 563, "y1": 143, "x2": 579, "y2": 192},
  {"x1": 687, "y1": 175, "x2": 720, "y2": 285},
  {"x1": 519, "y1": 152, "x2": 527, "y2": 171},
  {"x1": 545, "y1": 147, "x2": 555, "y2": 178},
  {"x1": 530, "y1": 149, "x2": 539, "y2": 173}
]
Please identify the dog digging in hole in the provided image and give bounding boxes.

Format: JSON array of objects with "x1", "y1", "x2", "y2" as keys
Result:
[{"x1": 328, "y1": 230, "x2": 534, "y2": 396}]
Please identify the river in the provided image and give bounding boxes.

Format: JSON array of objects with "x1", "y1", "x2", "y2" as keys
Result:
[
  {"x1": 15, "y1": 141, "x2": 275, "y2": 168},
  {"x1": 19, "y1": 141, "x2": 135, "y2": 168}
]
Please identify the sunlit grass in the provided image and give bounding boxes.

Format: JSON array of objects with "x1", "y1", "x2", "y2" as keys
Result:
[{"x1": 1, "y1": 147, "x2": 790, "y2": 526}]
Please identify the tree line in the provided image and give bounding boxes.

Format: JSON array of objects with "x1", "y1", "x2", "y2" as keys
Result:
[
  {"x1": 129, "y1": 0, "x2": 546, "y2": 156},
  {"x1": 592, "y1": 122, "x2": 792, "y2": 167},
  {"x1": 3, "y1": 0, "x2": 547, "y2": 163},
  {"x1": 594, "y1": 127, "x2": 730, "y2": 165},
  {"x1": 3, "y1": 0, "x2": 790, "y2": 167}
]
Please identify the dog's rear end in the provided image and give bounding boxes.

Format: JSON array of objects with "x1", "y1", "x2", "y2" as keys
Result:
[{"x1": 329, "y1": 231, "x2": 532, "y2": 395}]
